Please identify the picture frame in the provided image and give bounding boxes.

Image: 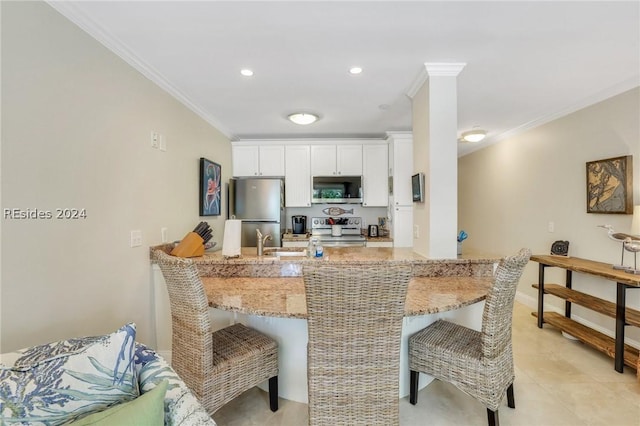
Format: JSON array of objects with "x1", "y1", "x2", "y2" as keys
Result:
[
  {"x1": 586, "y1": 155, "x2": 633, "y2": 214},
  {"x1": 199, "y1": 158, "x2": 221, "y2": 216}
]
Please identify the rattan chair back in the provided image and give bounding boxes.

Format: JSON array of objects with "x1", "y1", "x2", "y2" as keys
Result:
[
  {"x1": 152, "y1": 249, "x2": 279, "y2": 415},
  {"x1": 152, "y1": 250, "x2": 214, "y2": 399},
  {"x1": 303, "y1": 264, "x2": 412, "y2": 426},
  {"x1": 480, "y1": 248, "x2": 532, "y2": 359}
]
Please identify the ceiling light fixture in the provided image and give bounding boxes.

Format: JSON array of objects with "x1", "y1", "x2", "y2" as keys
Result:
[
  {"x1": 288, "y1": 113, "x2": 319, "y2": 125},
  {"x1": 240, "y1": 69, "x2": 254, "y2": 77},
  {"x1": 461, "y1": 129, "x2": 487, "y2": 143},
  {"x1": 349, "y1": 66, "x2": 363, "y2": 75}
]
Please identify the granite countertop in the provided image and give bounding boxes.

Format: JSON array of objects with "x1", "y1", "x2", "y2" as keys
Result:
[
  {"x1": 151, "y1": 245, "x2": 500, "y2": 278},
  {"x1": 202, "y1": 275, "x2": 492, "y2": 318}
]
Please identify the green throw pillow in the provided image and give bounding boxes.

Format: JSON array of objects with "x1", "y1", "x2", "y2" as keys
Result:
[{"x1": 71, "y1": 379, "x2": 167, "y2": 425}]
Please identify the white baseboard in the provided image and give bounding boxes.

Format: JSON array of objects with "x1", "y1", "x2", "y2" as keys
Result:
[{"x1": 515, "y1": 290, "x2": 640, "y2": 350}]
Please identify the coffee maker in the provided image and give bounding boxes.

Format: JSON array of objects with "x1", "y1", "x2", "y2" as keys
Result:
[{"x1": 292, "y1": 215, "x2": 307, "y2": 234}]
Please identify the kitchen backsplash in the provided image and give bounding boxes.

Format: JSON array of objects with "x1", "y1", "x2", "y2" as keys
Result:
[{"x1": 285, "y1": 205, "x2": 387, "y2": 233}]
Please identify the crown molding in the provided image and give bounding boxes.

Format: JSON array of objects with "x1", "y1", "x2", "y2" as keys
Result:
[
  {"x1": 406, "y1": 63, "x2": 467, "y2": 98},
  {"x1": 425, "y1": 62, "x2": 466, "y2": 77},
  {"x1": 46, "y1": 1, "x2": 235, "y2": 140}
]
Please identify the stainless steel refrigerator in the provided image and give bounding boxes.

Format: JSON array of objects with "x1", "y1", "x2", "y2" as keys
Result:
[{"x1": 228, "y1": 177, "x2": 284, "y2": 247}]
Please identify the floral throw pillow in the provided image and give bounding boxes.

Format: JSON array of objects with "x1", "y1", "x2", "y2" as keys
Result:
[{"x1": 0, "y1": 323, "x2": 139, "y2": 425}]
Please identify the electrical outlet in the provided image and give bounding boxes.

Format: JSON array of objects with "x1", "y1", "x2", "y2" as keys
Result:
[
  {"x1": 548, "y1": 221, "x2": 555, "y2": 233},
  {"x1": 150, "y1": 132, "x2": 159, "y2": 149},
  {"x1": 413, "y1": 225, "x2": 419, "y2": 239},
  {"x1": 130, "y1": 230, "x2": 142, "y2": 247},
  {"x1": 161, "y1": 227, "x2": 168, "y2": 243}
]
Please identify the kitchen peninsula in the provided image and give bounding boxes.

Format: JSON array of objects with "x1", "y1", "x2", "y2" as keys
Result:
[{"x1": 151, "y1": 246, "x2": 501, "y2": 402}]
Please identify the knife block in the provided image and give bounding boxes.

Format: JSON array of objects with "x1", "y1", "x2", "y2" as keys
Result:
[{"x1": 170, "y1": 232, "x2": 205, "y2": 258}]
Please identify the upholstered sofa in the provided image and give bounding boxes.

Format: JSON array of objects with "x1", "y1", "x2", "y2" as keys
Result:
[{"x1": 0, "y1": 324, "x2": 215, "y2": 425}]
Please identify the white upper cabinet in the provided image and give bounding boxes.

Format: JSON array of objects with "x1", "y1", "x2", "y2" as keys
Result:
[
  {"x1": 311, "y1": 144, "x2": 362, "y2": 176},
  {"x1": 362, "y1": 144, "x2": 388, "y2": 207},
  {"x1": 389, "y1": 134, "x2": 413, "y2": 206},
  {"x1": 284, "y1": 145, "x2": 311, "y2": 207},
  {"x1": 232, "y1": 144, "x2": 285, "y2": 177}
]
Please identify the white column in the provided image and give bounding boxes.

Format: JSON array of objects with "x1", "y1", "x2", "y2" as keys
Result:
[{"x1": 409, "y1": 63, "x2": 465, "y2": 258}]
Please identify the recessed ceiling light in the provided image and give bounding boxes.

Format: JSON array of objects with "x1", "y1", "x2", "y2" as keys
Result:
[
  {"x1": 288, "y1": 113, "x2": 319, "y2": 125},
  {"x1": 349, "y1": 67, "x2": 363, "y2": 75},
  {"x1": 461, "y1": 129, "x2": 487, "y2": 143},
  {"x1": 240, "y1": 69, "x2": 254, "y2": 77}
]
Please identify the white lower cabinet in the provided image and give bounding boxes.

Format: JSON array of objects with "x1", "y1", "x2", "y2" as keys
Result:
[
  {"x1": 392, "y1": 205, "x2": 413, "y2": 247},
  {"x1": 366, "y1": 241, "x2": 393, "y2": 248}
]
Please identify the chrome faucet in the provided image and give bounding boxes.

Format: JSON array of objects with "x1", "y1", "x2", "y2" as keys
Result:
[{"x1": 256, "y1": 229, "x2": 273, "y2": 256}]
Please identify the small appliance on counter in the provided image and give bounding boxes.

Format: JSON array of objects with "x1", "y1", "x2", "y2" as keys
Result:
[
  {"x1": 368, "y1": 225, "x2": 379, "y2": 237},
  {"x1": 292, "y1": 215, "x2": 307, "y2": 234}
]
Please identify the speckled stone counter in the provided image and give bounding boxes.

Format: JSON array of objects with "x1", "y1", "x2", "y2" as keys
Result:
[
  {"x1": 202, "y1": 276, "x2": 492, "y2": 319},
  {"x1": 151, "y1": 244, "x2": 501, "y2": 403},
  {"x1": 156, "y1": 246, "x2": 498, "y2": 279}
]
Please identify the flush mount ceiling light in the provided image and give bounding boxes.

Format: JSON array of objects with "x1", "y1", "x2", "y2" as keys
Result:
[
  {"x1": 240, "y1": 69, "x2": 254, "y2": 77},
  {"x1": 288, "y1": 113, "x2": 319, "y2": 125},
  {"x1": 461, "y1": 129, "x2": 487, "y2": 143},
  {"x1": 349, "y1": 66, "x2": 363, "y2": 75}
]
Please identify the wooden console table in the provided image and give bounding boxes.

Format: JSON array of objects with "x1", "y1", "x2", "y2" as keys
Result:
[{"x1": 531, "y1": 255, "x2": 640, "y2": 373}]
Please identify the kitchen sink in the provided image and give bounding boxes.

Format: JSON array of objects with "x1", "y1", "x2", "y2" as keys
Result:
[{"x1": 263, "y1": 248, "x2": 307, "y2": 257}]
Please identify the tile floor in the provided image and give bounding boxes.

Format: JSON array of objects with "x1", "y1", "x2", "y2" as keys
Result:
[{"x1": 213, "y1": 302, "x2": 640, "y2": 425}]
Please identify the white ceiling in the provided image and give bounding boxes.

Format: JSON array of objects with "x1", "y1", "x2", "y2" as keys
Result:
[{"x1": 49, "y1": 1, "x2": 639, "y2": 156}]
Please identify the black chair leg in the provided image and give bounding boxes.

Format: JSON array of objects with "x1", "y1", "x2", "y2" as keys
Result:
[
  {"x1": 507, "y1": 383, "x2": 515, "y2": 409},
  {"x1": 268, "y1": 376, "x2": 278, "y2": 412},
  {"x1": 487, "y1": 408, "x2": 499, "y2": 426},
  {"x1": 409, "y1": 370, "x2": 419, "y2": 405}
]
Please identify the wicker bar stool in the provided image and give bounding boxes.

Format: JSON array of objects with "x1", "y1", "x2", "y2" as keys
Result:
[
  {"x1": 152, "y1": 249, "x2": 279, "y2": 415},
  {"x1": 303, "y1": 264, "x2": 412, "y2": 426},
  {"x1": 409, "y1": 248, "x2": 531, "y2": 426}
]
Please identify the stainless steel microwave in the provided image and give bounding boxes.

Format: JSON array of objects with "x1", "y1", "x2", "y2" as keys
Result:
[{"x1": 312, "y1": 176, "x2": 362, "y2": 204}]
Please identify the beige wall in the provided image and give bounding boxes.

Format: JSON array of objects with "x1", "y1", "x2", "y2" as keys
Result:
[
  {"x1": 412, "y1": 82, "x2": 430, "y2": 255},
  {"x1": 459, "y1": 87, "x2": 640, "y2": 342},
  {"x1": 1, "y1": 2, "x2": 231, "y2": 351}
]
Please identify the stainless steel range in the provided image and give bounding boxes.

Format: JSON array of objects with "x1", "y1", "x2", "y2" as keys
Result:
[{"x1": 310, "y1": 217, "x2": 366, "y2": 247}]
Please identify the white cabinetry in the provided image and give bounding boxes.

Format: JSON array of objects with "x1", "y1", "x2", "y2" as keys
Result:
[
  {"x1": 311, "y1": 144, "x2": 362, "y2": 176},
  {"x1": 387, "y1": 132, "x2": 413, "y2": 247},
  {"x1": 362, "y1": 144, "x2": 388, "y2": 207},
  {"x1": 366, "y1": 240, "x2": 393, "y2": 248},
  {"x1": 232, "y1": 144, "x2": 285, "y2": 177},
  {"x1": 285, "y1": 145, "x2": 311, "y2": 207},
  {"x1": 392, "y1": 205, "x2": 414, "y2": 247},
  {"x1": 390, "y1": 136, "x2": 413, "y2": 205}
]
